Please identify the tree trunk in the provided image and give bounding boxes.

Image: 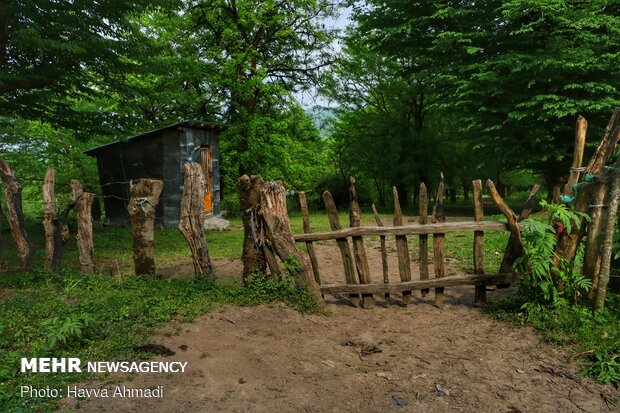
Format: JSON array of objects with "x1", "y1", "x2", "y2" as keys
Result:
[
  {"x1": 179, "y1": 163, "x2": 214, "y2": 278},
  {"x1": 42, "y1": 168, "x2": 63, "y2": 271},
  {"x1": 239, "y1": 174, "x2": 267, "y2": 281},
  {"x1": 595, "y1": 153, "x2": 620, "y2": 310},
  {"x1": 127, "y1": 179, "x2": 163, "y2": 277},
  {"x1": 556, "y1": 109, "x2": 620, "y2": 266},
  {"x1": 258, "y1": 180, "x2": 323, "y2": 303},
  {"x1": 0, "y1": 160, "x2": 35, "y2": 269},
  {"x1": 71, "y1": 180, "x2": 95, "y2": 273},
  {"x1": 0, "y1": 198, "x2": 8, "y2": 271}
]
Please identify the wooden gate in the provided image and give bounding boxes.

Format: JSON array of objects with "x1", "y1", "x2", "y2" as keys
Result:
[{"x1": 294, "y1": 177, "x2": 533, "y2": 308}]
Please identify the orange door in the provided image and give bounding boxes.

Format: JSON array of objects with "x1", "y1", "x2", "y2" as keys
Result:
[{"x1": 200, "y1": 147, "x2": 213, "y2": 213}]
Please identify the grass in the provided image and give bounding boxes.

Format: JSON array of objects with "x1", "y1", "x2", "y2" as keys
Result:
[
  {"x1": 489, "y1": 294, "x2": 620, "y2": 387},
  {"x1": 0, "y1": 270, "x2": 319, "y2": 412}
]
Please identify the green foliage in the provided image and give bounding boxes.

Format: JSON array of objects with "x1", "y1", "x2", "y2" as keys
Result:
[
  {"x1": 489, "y1": 295, "x2": 620, "y2": 387},
  {"x1": 516, "y1": 202, "x2": 591, "y2": 308},
  {"x1": 39, "y1": 313, "x2": 96, "y2": 353}
]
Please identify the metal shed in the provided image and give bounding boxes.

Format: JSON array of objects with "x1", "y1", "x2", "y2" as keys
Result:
[{"x1": 85, "y1": 121, "x2": 226, "y2": 228}]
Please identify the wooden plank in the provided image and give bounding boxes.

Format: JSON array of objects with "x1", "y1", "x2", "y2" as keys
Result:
[
  {"x1": 293, "y1": 221, "x2": 512, "y2": 242},
  {"x1": 372, "y1": 203, "x2": 389, "y2": 301},
  {"x1": 419, "y1": 183, "x2": 429, "y2": 297},
  {"x1": 472, "y1": 179, "x2": 485, "y2": 304},
  {"x1": 320, "y1": 273, "x2": 522, "y2": 295},
  {"x1": 393, "y1": 186, "x2": 412, "y2": 304},
  {"x1": 350, "y1": 177, "x2": 373, "y2": 308},
  {"x1": 433, "y1": 177, "x2": 446, "y2": 307},
  {"x1": 323, "y1": 190, "x2": 360, "y2": 307},
  {"x1": 298, "y1": 191, "x2": 321, "y2": 284}
]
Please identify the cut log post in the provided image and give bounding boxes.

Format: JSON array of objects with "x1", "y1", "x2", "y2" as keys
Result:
[
  {"x1": 239, "y1": 174, "x2": 267, "y2": 281},
  {"x1": 498, "y1": 184, "x2": 540, "y2": 278},
  {"x1": 299, "y1": 191, "x2": 321, "y2": 284},
  {"x1": 371, "y1": 204, "x2": 389, "y2": 302},
  {"x1": 583, "y1": 174, "x2": 609, "y2": 300},
  {"x1": 259, "y1": 181, "x2": 323, "y2": 303},
  {"x1": 595, "y1": 154, "x2": 620, "y2": 310},
  {"x1": 323, "y1": 190, "x2": 360, "y2": 307},
  {"x1": 127, "y1": 179, "x2": 163, "y2": 277},
  {"x1": 419, "y1": 183, "x2": 430, "y2": 297},
  {"x1": 556, "y1": 108, "x2": 620, "y2": 265},
  {"x1": 0, "y1": 201, "x2": 7, "y2": 271},
  {"x1": 0, "y1": 160, "x2": 35, "y2": 269},
  {"x1": 564, "y1": 116, "x2": 588, "y2": 197},
  {"x1": 350, "y1": 177, "x2": 373, "y2": 309},
  {"x1": 433, "y1": 177, "x2": 446, "y2": 307},
  {"x1": 393, "y1": 186, "x2": 412, "y2": 305},
  {"x1": 71, "y1": 180, "x2": 95, "y2": 273},
  {"x1": 472, "y1": 179, "x2": 485, "y2": 304},
  {"x1": 42, "y1": 168, "x2": 63, "y2": 271},
  {"x1": 179, "y1": 163, "x2": 214, "y2": 278}
]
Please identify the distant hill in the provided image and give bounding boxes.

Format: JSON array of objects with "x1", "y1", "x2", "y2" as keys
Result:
[{"x1": 305, "y1": 106, "x2": 337, "y2": 133}]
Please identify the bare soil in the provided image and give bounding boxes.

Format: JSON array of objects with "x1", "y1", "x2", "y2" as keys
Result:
[{"x1": 60, "y1": 244, "x2": 619, "y2": 413}]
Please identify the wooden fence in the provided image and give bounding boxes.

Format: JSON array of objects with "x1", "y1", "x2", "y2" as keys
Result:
[{"x1": 292, "y1": 177, "x2": 532, "y2": 309}]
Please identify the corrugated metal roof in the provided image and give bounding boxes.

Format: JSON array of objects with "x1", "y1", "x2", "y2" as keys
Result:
[{"x1": 84, "y1": 120, "x2": 227, "y2": 155}]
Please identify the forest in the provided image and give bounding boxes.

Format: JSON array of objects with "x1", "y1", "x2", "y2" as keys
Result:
[{"x1": 3, "y1": 0, "x2": 620, "y2": 211}]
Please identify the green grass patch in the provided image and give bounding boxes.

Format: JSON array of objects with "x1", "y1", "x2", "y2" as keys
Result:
[
  {"x1": 0, "y1": 269, "x2": 320, "y2": 412},
  {"x1": 488, "y1": 294, "x2": 620, "y2": 387}
]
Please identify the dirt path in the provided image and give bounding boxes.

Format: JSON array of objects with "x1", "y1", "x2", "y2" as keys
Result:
[{"x1": 59, "y1": 242, "x2": 618, "y2": 413}]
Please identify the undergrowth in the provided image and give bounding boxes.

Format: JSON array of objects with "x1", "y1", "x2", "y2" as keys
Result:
[{"x1": 0, "y1": 269, "x2": 320, "y2": 412}]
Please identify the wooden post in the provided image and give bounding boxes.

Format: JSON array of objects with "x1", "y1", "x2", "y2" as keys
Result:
[
  {"x1": 393, "y1": 186, "x2": 413, "y2": 304},
  {"x1": 71, "y1": 180, "x2": 95, "y2": 273},
  {"x1": 323, "y1": 190, "x2": 360, "y2": 307},
  {"x1": 472, "y1": 179, "x2": 485, "y2": 304},
  {"x1": 42, "y1": 168, "x2": 63, "y2": 271},
  {"x1": 298, "y1": 192, "x2": 321, "y2": 284},
  {"x1": 564, "y1": 116, "x2": 588, "y2": 196},
  {"x1": 259, "y1": 181, "x2": 323, "y2": 304},
  {"x1": 595, "y1": 154, "x2": 620, "y2": 310},
  {"x1": 419, "y1": 183, "x2": 430, "y2": 297},
  {"x1": 127, "y1": 179, "x2": 163, "y2": 277},
  {"x1": 498, "y1": 184, "x2": 540, "y2": 276},
  {"x1": 0, "y1": 201, "x2": 7, "y2": 271},
  {"x1": 433, "y1": 177, "x2": 446, "y2": 307},
  {"x1": 179, "y1": 163, "x2": 214, "y2": 277},
  {"x1": 350, "y1": 177, "x2": 373, "y2": 309},
  {"x1": 239, "y1": 175, "x2": 267, "y2": 281},
  {"x1": 0, "y1": 160, "x2": 35, "y2": 269},
  {"x1": 371, "y1": 204, "x2": 389, "y2": 302},
  {"x1": 556, "y1": 108, "x2": 620, "y2": 265}
]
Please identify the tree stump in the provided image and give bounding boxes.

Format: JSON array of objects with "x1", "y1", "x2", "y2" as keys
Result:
[
  {"x1": 127, "y1": 179, "x2": 163, "y2": 277},
  {"x1": 179, "y1": 163, "x2": 214, "y2": 277},
  {"x1": 0, "y1": 160, "x2": 35, "y2": 269},
  {"x1": 71, "y1": 180, "x2": 95, "y2": 273},
  {"x1": 43, "y1": 168, "x2": 63, "y2": 271},
  {"x1": 258, "y1": 180, "x2": 323, "y2": 302}
]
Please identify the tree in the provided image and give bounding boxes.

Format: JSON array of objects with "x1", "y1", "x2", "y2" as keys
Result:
[
  {"x1": 341, "y1": 0, "x2": 620, "y2": 196},
  {"x1": 182, "y1": 0, "x2": 337, "y2": 176},
  {"x1": 0, "y1": 0, "x2": 176, "y2": 127}
]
